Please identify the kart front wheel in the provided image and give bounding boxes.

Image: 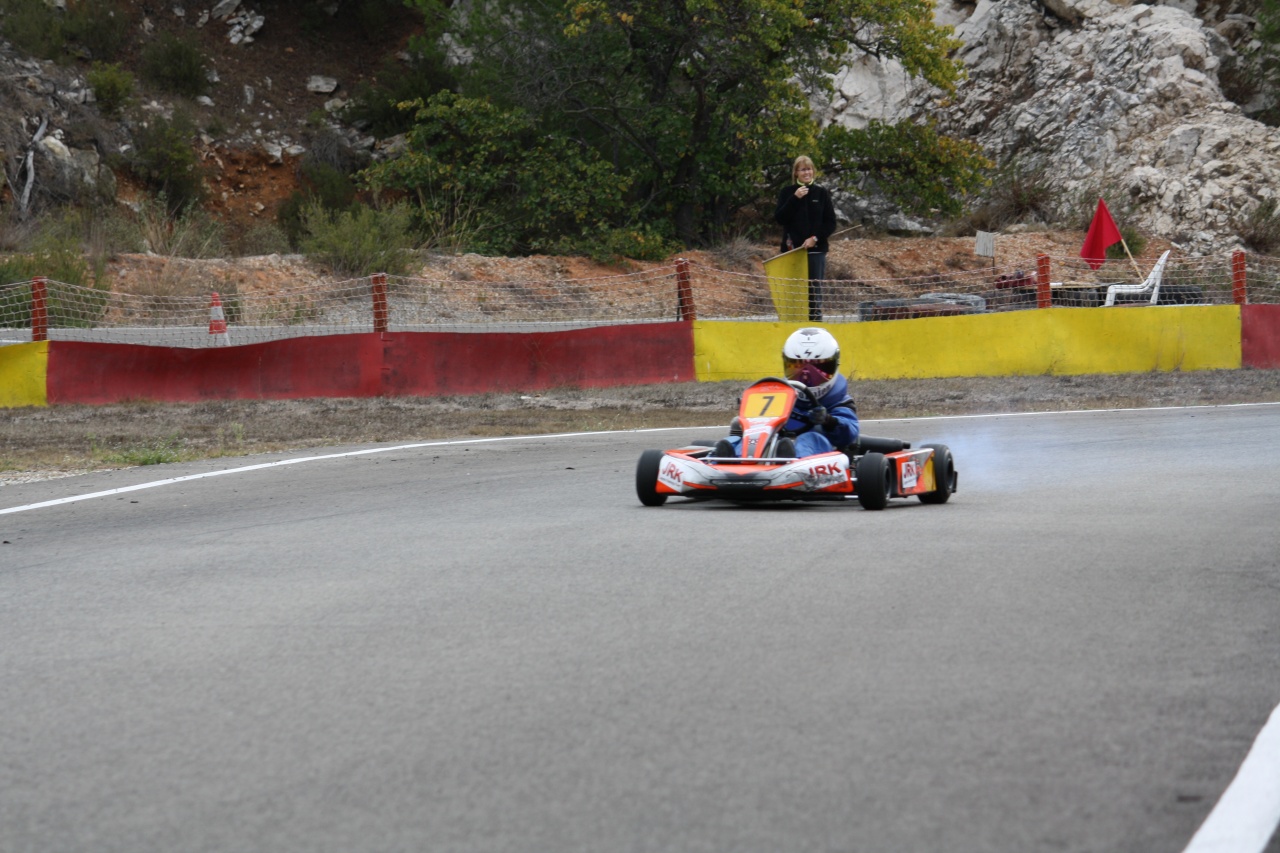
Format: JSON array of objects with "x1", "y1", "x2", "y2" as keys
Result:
[
  {"x1": 636, "y1": 450, "x2": 668, "y2": 506},
  {"x1": 918, "y1": 443, "x2": 956, "y2": 505},
  {"x1": 855, "y1": 452, "x2": 891, "y2": 510}
]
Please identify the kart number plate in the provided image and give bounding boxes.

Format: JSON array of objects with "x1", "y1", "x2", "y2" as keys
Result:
[{"x1": 741, "y1": 390, "x2": 789, "y2": 418}]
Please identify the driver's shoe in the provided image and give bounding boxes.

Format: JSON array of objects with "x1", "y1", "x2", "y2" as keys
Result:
[
  {"x1": 713, "y1": 438, "x2": 737, "y2": 459},
  {"x1": 774, "y1": 437, "x2": 797, "y2": 458}
]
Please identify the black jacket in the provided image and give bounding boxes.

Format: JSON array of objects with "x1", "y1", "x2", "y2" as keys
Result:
[{"x1": 776, "y1": 182, "x2": 837, "y2": 254}]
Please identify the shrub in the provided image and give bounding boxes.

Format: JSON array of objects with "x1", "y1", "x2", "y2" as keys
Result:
[
  {"x1": 709, "y1": 236, "x2": 768, "y2": 271},
  {"x1": 1234, "y1": 198, "x2": 1280, "y2": 253},
  {"x1": 130, "y1": 194, "x2": 226, "y2": 258},
  {"x1": 341, "y1": 53, "x2": 455, "y2": 137},
  {"x1": 961, "y1": 159, "x2": 1054, "y2": 232},
  {"x1": 140, "y1": 34, "x2": 210, "y2": 99},
  {"x1": 299, "y1": 201, "x2": 418, "y2": 276},
  {"x1": 1107, "y1": 227, "x2": 1147, "y2": 262},
  {"x1": 87, "y1": 61, "x2": 134, "y2": 117},
  {"x1": 130, "y1": 111, "x2": 206, "y2": 213},
  {"x1": 0, "y1": 239, "x2": 106, "y2": 329},
  {"x1": 277, "y1": 161, "x2": 359, "y2": 248},
  {"x1": 64, "y1": 0, "x2": 128, "y2": 62},
  {"x1": 233, "y1": 222, "x2": 292, "y2": 257},
  {"x1": 0, "y1": 0, "x2": 66, "y2": 61},
  {"x1": 550, "y1": 223, "x2": 680, "y2": 264}
]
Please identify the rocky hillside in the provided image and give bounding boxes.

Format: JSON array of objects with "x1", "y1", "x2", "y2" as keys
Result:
[
  {"x1": 827, "y1": 0, "x2": 1279, "y2": 254},
  {"x1": 1, "y1": 0, "x2": 1276, "y2": 259},
  {"x1": 0, "y1": 1, "x2": 423, "y2": 241}
]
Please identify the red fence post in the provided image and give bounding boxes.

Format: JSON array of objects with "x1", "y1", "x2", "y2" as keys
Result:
[
  {"x1": 31, "y1": 276, "x2": 48, "y2": 342},
  {"x1": 371, "y1": 273, "x2": 389, "y2": 334},
  {"x1": 675, "y1": 258, "x2": 696, "y2": 321},
  {"x1": 1035, "y1": 254, "x2": 1052, "y2": 309},
  {"x1": 1232, "y1": 250, "x2": 1247, "y2": 305}
]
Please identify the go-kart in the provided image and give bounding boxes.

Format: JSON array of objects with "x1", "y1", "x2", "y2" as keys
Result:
[{"x1": 635, "y1": 376, "x2": 957, "y2": 510}]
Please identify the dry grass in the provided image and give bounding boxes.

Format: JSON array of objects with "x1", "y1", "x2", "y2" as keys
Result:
[{"x1": 4, "y1": 370, "x2": 1280, "y2": 482}]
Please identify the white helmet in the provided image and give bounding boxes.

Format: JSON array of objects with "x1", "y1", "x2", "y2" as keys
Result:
[{"x1": 782, "y1": 327, "x2": 841, "y2": 398}]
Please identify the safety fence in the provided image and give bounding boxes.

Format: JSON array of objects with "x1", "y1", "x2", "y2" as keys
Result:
[{"x1": 2, "y1": 250, "x2": 1278, "y2": 348}]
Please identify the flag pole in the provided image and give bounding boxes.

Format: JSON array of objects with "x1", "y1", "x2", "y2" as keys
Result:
[{"x1": 1117, "y1": 235, "x2": 1144, "y2": 278}]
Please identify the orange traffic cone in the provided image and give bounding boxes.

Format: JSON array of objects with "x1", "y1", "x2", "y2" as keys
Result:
[{"x1": 208, "y1": 292, "x2": 230, "y2": 346}]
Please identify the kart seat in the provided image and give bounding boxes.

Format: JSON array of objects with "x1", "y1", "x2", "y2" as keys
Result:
[{"x1": 848, "y1": 436, "x2": 910, "y2": 456}]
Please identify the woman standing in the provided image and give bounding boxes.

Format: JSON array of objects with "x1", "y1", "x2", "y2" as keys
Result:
[{"x1": 775, "y1": 155, "x2": 837, "y2": 321}]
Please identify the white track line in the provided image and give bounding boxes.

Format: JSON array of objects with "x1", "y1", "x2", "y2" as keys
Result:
[
  {"x1": 3, "y1": 402, "x2": 1278, "y2": 517},
  {"x1": 1183, "y1": 702, "x2": 1280, "y2": 853},
  {"x1": 0, "y1": 428, "x2": 686, "y2": 516}
]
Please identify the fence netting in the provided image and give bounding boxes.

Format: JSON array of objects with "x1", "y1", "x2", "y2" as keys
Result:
[{"x1": 2, "y1": 250, "x2": 1277, "y2": 348}]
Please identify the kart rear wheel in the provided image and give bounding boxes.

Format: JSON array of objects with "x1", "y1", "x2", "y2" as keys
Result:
[
  {"x1": 636, "y1": 449, "x2": 668, "y2": 506},
  {"x1": 918, "y1": 443, "x2": 955, "y2": 504},
  {"x1": 855, "y1": 452, "x2": 891, "y2": 510}
]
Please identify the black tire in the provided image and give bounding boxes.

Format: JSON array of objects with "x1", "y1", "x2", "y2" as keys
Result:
[
  {"x1": 855, "y1": 452, "x2": 892, "y2": 510},
  {"x1": 636, "y1": 449, "x2": 668, "y2": 506},
  {"x1": 1157, "y1": 284, "x2": 1206, "y2": 305},
  {"x1": 918, "y1": 443, "x2": 955, "y2": 505}
]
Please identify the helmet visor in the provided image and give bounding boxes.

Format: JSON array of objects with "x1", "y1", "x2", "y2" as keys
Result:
[{"x1": 784, "y1": 356, "x2": 837, "y2": 386}]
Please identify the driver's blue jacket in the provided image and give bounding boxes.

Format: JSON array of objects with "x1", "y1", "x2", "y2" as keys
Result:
[
  {"x1": 787, "y1": 373, "x2": 860, "y2": 455},
  {"x1": 724, "y1": 374, "x2": 859, "y2": 457}
]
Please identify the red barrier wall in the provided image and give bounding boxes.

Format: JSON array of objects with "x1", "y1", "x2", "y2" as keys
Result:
[
  {"x1": 381, "y1": 324, "x2": 695, "y2": 396},
  {"x1": 48, "y1": 336, "x2": 385, "y2": 404},
  {"x1": 46, "y1": 323, "x2": 695, "y2": 404},
  {"x1": 1242, "y1": 304, "x2": 1280, "y2": 369}
]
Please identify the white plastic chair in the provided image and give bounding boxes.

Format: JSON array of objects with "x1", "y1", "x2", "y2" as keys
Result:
[{"x1": 1104, "y1": 250, "x2": 1171, "y2": 307}]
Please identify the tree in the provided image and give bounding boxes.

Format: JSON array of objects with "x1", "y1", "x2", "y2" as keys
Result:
[
  {"x1": 1254, "y1": 0, "x2": 1280, "y2": 125},
  {"x1": 360, "y1": 92, "x2": 633, "y2": 255},
  {"x1": 819, "y1": 120, "x2": 990, "y2": 217},
  {"x1": 399, "y1": 0, "x2": 988, "y2": 248}
]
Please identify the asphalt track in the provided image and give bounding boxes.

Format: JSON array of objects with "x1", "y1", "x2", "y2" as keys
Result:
[{"x1": 1, "y1": 404, "x2": 1278, "y2": 853}]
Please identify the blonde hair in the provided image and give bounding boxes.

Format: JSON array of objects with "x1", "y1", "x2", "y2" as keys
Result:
[{"x1": 792, "y1": 155, "x2": 816, "y2": 182}]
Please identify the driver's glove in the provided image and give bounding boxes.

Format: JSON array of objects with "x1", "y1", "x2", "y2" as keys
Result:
[{"x1": 808, "y1": 406, "x2": 832, "y2": 428}]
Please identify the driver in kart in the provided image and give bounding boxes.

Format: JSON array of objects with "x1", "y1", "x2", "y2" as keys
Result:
[{"x1": 713, "y1": 327, "x2": 860, "y2": 458}]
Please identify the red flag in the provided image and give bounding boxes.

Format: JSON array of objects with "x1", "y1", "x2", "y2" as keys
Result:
[{"x1": 1080, "y1": 198, "x2": 1122, "y2": 270}]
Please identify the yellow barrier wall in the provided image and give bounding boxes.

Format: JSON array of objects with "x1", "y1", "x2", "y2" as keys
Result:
[
  {"x1": 0, "y1": 342, "x2": 49, "y2": 407},
  {"x1": 694, "y1": 306, "x2": 1242, "y2": 381}
]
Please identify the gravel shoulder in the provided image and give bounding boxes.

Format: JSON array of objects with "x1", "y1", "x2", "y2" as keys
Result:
[{"x1": 4, "y1": 370, "x2": 1279, "y2": 485}]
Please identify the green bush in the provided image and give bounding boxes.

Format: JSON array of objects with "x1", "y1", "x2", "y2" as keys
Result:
[
  {"x1": 87, "y1": 61, "x2": 134, "y2": 117},
  {"x1": 0, "y1": 0, "x2": 67, "y2": 61},
  {"x1": 140, "y1": 33, "x2": 210, "y2": 99},
  {"x1": 0, "y1": 0, "x2": 128, "y2": 63},
  {"x1": 1107, "y1": 227, "x2": 1147, "y2": 262},
  {"x1": 299, "y1": 201, "x2": 419, "y2": 276},
  {"x1": 130, "y1": 111, "x2": 206, "y2": 213},
  {"x1": 549, "y1": 223, "x2": 680, "y2": 264},
  {"x1": 0, "y1": 242, "x2": 106, "y2": 330},
  {"x1": 360, "y1": 92, "x2": 634, "y2": 256},
  {"x1": 277, "y1": 161, "x2": 359, "y2": 248},
  {"x1": 341, "y1": 53, "x2": 455, "y2": 137},
  {"x1": 64, "y1": 0, "x2": 128, "y2": 61},
  {"x1": 233, "y1": 222, "x2": 293, "y2": 257}
]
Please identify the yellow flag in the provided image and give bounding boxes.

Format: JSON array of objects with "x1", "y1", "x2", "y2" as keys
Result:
[{"x1": 763, "y1": 248, "x2": 809, "y2": 323}]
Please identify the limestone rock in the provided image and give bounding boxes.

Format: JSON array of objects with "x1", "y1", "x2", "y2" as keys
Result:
[
  {"x1": 307, "y1": 75, "x2": 339, "y2": 94},
  {"x1": 825, "y1": 0, "x2": 1280, "y2": 251}
]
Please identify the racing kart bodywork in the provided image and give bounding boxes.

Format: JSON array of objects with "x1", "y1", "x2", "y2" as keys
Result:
[{"x1": 635, "y1": 377, "x2": 958, "y2": 510}]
